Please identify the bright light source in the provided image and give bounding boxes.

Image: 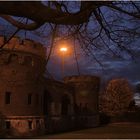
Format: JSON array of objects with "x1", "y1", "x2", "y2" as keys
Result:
[{"x1": 60, "y1": 47, "x2": 67, "y2": 52}]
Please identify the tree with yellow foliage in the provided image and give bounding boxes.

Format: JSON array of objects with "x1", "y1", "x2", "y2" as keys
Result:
[{"x1": 100, "y1": 78, "x2": 133, "y2": 116}]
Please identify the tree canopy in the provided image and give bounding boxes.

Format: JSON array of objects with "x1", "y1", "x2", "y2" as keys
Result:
[{"x1": 100, "y1": 78, "x2": 133, "y2": 116}]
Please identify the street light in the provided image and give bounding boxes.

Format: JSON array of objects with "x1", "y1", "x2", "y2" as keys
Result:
[
  {"x1": 60, "y1": 46, "x2": 68, "y2": 78},
  {"x1": 60, "y1": 47, "x2": 67, "y2": 52}
]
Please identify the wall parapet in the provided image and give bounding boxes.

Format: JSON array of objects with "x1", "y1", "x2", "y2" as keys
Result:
[{"x1": 0, "y1": 36, "x2": 46, "y2": 58}]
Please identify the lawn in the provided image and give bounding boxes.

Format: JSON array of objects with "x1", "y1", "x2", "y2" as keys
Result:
[{"x1": 37, "y1": 122, "x2": 140, "y2": 139}]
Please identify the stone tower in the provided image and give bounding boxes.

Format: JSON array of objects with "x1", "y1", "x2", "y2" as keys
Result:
[
  {"x1": 64, "y1": 75, "x2": 100, "y2": 127},
  {"x1": 0, "y1": 36, "x2": 46, "y2": 136}
]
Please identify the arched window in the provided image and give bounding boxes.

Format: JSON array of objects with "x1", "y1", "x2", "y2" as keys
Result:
[{"x1": 61, "y1": 94, "x2": 70, "y2": 115}]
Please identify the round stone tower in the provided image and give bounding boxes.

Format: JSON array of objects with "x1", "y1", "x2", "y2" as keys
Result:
[
  {"x1": 64, "y1": 75, "x2": 100, "y2": 127},
  {"x1": 0, "y1": 36, "x2": 46, "y2": 136}
]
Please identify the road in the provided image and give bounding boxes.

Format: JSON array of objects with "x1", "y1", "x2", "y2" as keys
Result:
[{"x1": 37, "y1": 122, "x2": 140, "y2": 139}]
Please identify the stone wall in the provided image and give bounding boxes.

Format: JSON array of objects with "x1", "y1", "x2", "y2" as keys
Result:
[
  {"x1": 0, "y1": 36, "x2": 46, "y2": 58},
  {"x1": 1, "y1": 116, "x2": 45, "y2": 137},
  {"x1": 64, "y1": 75, "x2": 100, "y2": 127},
  {"x1": 64, "y1": 75, "x2": 100, "y2": 114},
  {"x1": 43, "y1": 75, "x2": 100, "y2": 132},
  {"x1": 0, "y1": 36, "x2": 46, "y2": 137},
  {"x1": 43, "y1": 79, "x2": 75, "y2": 133}
]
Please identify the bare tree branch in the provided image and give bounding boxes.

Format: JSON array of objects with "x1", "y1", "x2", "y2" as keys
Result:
[{"x1": 0, "y1": 15, "x2": 43, "y2": 30}]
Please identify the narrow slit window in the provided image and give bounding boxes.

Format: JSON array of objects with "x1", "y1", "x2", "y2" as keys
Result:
[
  {"x1": 28, "y1": 94, "x2": 32, "y2": 105},
  {"x1": 5, "y1": 92, "x2": 11, "y2": 104},
  {"x1": 5, "y1": 121, "x2": 11, "y2": 129},
  {"x1": 36, "y1": 94, "x2": 39, "y2": 105}
]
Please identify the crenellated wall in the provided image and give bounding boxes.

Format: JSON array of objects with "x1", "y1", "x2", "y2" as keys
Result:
[{"x1": 0, "y1": 36, "x2": 46, "y2": 58}]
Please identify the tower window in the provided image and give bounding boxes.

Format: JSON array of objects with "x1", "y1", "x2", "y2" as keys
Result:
[
  {"x1": 36, "y1": 94, "x2": 39, "y2": 105},
  {"x1": 5, "y1": 92, "x2": 11, "y2": 104},
  {"x1": 5, "y1": 121, "x2": 11, "y2": 129},
  {"x1": 28, "y1": 94, "x2": 32, "y2": 105},
  {"x1": 28, "y1": 121, "x2": 32, "y2": 129}
]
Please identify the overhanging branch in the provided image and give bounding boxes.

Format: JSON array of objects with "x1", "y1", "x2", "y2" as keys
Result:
[{"x1": 0, "y1": 15, "x2": 43, "y2": 30}]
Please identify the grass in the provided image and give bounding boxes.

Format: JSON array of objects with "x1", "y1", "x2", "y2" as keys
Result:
[{"x1": 37, "y1": 122, "x2": 140, "y2": 139}]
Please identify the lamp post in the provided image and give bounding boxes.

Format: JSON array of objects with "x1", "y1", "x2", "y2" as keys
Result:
[{"x1": 60, "y1": 47, "x2": 67, "y2": 78}]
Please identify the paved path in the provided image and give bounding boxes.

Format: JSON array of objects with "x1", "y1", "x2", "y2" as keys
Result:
[{"x1": 37, "y1": 122, "x2": 140, "y2": 139}]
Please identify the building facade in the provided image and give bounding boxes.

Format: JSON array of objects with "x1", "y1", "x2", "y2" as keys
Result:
[{"x1": 0, "y1": 36, "x2": 100, "y2": 137}]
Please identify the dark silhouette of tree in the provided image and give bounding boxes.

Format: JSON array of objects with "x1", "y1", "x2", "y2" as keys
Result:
[
  {"x1": 0, "y1": 2, "x2": 140, "y2": 29},
  {"x1": 0, "y1": 1, "x2": 140, "y2": 64},
  {"x1": 100, "y1": 78, "x2": 133, "y2": 116}
]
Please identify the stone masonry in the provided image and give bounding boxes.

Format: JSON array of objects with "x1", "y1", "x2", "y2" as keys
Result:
[{"x1": 0, "y1": 36, "x2": 100, "y2": 137}]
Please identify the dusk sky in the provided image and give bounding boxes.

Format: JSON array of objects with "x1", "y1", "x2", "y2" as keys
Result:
[{"x1": 1, "y1": 14, "x2": 140, "y2": 85}]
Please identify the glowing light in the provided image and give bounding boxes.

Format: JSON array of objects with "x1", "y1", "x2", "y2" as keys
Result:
[{"x1": 60, "y1": 47, "x2": 68, "y2": 52}]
